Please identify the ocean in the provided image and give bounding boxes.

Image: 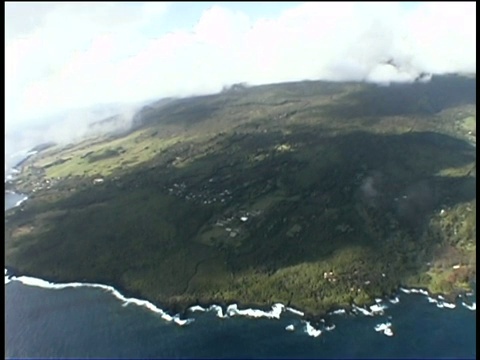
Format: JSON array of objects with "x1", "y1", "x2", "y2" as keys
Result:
[{"x1": 4, "y1": 192, "x2": 476, "y2": 359}]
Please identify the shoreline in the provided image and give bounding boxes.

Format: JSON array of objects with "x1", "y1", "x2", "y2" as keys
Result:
[
  {"x1": 5, "y1": 267, "x2": 476, "y2": 337},
  {"x1": 5, "y1": 187, "x2": 476, "y2": 330}
]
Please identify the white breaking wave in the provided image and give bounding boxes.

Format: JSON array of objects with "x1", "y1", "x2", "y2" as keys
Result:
[
  {"x1": 370, "y1": 303, "x2": 387, "y2": 315},
  {"x1": 303, "y1": 321, "x2": 322, "y2": 338},
  {"x1": 389, "y1": 296, "x2": 400, "y2": 304},
  {"x1": 188, "y1": 305, "x2": 206, "y2": 312},
  {"x1": 427, "y1": 296, "x2": 456, "y2": 309},
  {"x1": 352, "y1": 302, "x2": 387, "y2": 316},
  {"x1": 172, "y1": 315, "x2": 192, "y2": 326},
  {"x1": 412, "y1": 288, "x2": 429, "y2": 296},
  {"x1": 329, "y1": 308, "x2": 347, "y2": 315},
  {"x1": 442, "y1": 302, "x2": 456, "y2": 309},
  {"x1": 286, "y1": 307, "x2": 304, "y2": 317},
  {"x1": 374, "y1": 321, "x2": 394, "y2": 337},
  {"x1": 207, "y1": 305, "x2": 228, "y2": 319},
  {"x1": 15, "y1": 196, "x2": 28, "y2": 207},
  {"x1": 225, "y1": 303, "x2": 284, "y2": 319},
  {"x1": 400, "y1": 286, "x2": 474, "y2": 312},
  {"x1": 324, "y1": 324, "x2": 336, "y2": 331},
  {"x1": 400, "y1": 287, "x2": 429, "y2": 296},
  {"x1": 462, "y1": 302, "x2": 476, "y2": 311},
  {"x1": 352, "y1": 305, "x2": 373, "y2": 316},
  {"x1": 285, "y1": 324, "x2": 295, "y2": 331}
]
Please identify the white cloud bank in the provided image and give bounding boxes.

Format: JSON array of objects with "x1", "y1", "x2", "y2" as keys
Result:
[{"x1": 4, "y1": 2, "x2": 476, "y2": 164}]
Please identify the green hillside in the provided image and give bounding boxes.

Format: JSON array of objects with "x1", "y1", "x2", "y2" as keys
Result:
[{"x1": 5, "y1": 75, "x2": 476, "y2": 317}]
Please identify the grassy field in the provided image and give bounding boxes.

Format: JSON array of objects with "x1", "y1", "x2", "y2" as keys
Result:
[{"x1": 5, "y1": 75, "x2": 476, "y2": 317}]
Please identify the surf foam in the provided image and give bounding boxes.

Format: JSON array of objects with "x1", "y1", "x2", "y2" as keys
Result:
[
  {"x1": 324, "y1": 324, "x2": 336, "y2": 331},
  {"x1": 374, "y1": 321, "x2": 394, "y2": 336},
  {"x1": 400, "y1": 287, "x2": 429, "y2": 296},
  {"x1": 427, "y1": 296, "x2": 456, "y2": 309},
  {"x1": 14, "y1": 196, "x2": 28, "y2": 207},
  {"x1": 329, "y1": 308, "x2": 346, "y2": 315},
  {"x1": 389, "y1": 296, "x2": 400, "y2": 304},
  {"x1": 352, "y1": 302, "x2": 387, "y2": 316},
  {"x1": 303, "y1": 321, "x2": 322, "y2": 337},
  {"x1": 188, "y1": 305, "x2": 206, "y2": 312},
  {"x1": 286, "y1": 307, "x2": 305, "y2": 317},
  {"x1": 462, "y1": 301, "x2": 476, "y2": 311},
  {"x1": 225, "y1": 303, "x2": 284, "y2": 319}
]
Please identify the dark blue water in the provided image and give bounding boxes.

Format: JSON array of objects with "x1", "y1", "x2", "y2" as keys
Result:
[{"x1": 5, "y1": 193, "x2": 476, "y2": 359}]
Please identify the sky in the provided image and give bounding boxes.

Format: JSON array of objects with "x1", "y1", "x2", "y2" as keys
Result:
[{"x1": 4, "y1": 2, "x2": 476, "y2": 168}]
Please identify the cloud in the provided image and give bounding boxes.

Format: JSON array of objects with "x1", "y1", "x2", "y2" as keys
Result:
[{"x1": 4, "y1": 2, "x2": 476, "y2": 166}]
